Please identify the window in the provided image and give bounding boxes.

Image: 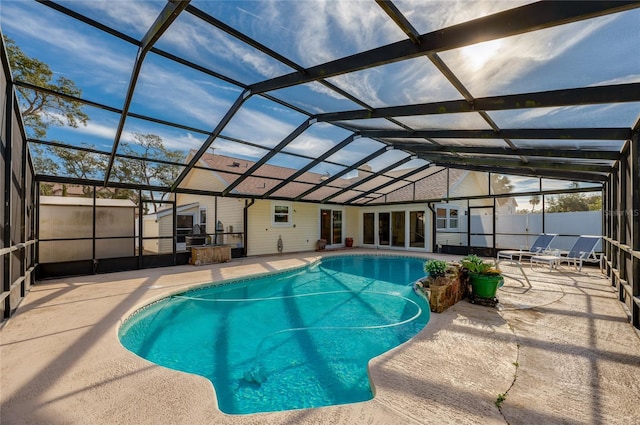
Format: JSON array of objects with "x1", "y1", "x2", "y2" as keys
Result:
[
  {"x1": 272, "y1": 202, "x2": 292, "y2": 226},
  {"x1": 436, "y1": 205, "x2": 460, "y2": 231}
]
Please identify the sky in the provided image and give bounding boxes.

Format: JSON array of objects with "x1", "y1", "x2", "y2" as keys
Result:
[{"x1": 1, "y1": 0, "x2": 639, "y2": 191}]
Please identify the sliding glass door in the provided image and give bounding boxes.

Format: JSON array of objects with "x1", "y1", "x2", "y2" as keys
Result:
[
  {"x1": 363, "y1": 213, "x2": 375, "y2": 244},
  {"x1": 378, "y1": 213, "x2": 390, "y2": 245},
  {"x1": 391, "y1": 211, "x2": 405, "y2": 247}
]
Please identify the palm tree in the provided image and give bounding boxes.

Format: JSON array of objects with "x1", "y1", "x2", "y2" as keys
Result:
[{"x1": 529, "y1": 195, "x2": 541, "y2": 212}]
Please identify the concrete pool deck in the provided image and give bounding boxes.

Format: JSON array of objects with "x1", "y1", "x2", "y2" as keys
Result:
[{"x1": 2, "y1": 250, "x2": 639, "y2": 424}]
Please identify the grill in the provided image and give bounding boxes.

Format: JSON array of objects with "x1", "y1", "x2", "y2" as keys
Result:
[{"x1": 185, "y1": 224, "x2": 207, "y2": 247}]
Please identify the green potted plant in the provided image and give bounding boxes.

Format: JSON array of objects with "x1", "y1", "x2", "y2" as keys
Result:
[
  {"x1": 460, "y1": 254, "x2": 504, "y2": 299},
  {"x1": 424, "y1": 259, "x2": 448, "y2": 278}
]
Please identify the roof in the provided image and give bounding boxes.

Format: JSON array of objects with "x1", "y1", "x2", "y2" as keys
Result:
[
  {"x1": 144, "y1": 202, "x2": 200, "y2": 219},
  {"x1": 3, "y1": 1, "x2": 638, "y2": 205},
  {"x1": 194, "y1": 151, "x2": 466, "y2": 203}
]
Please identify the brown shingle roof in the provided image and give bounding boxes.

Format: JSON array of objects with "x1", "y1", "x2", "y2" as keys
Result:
[{"x1": 190, "y1": 151, "x2": 466, "y2": 202}]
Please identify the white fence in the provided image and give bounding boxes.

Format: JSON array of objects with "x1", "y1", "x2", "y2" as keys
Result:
[{"x1": 471, "y1": 211, "x2": 602, "y2": 251}]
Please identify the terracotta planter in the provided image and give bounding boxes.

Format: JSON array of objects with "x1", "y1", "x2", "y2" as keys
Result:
[
  {"x1": 345, "y1": 237, "x2": 353, "y2": 247},
  {"x1": 468, "y1": 273, "x2": 504, "y2": 299}
]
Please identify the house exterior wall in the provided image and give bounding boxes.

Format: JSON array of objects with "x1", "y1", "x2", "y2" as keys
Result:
[
  {"x1": 143, "y1": 204, "x2": 200, "y2": 254},
  {"x1": 215, "y1": 197, "x2": 245, "y2": 247},
  {"x1": 434, "y1": 172, "x2": 484, "y2": 248},
  {"x1": 247, "y1": 200, "x2": 319, "y2": 256},
  {"x1": 175, "y1": 193, "x2": 245, "y2": 247},
  {"x1": 179, "y1": 167, "x2": 228, "y2": 192},
  {"x1": 158, "y1": 211, "x2": 178, "y2": 253},
  {"x1": 344, "y1": 206, "x2": 359, "y2": 243},
  {"x1": 141, "y1": 216, "x2": 161, "y2": 254}
]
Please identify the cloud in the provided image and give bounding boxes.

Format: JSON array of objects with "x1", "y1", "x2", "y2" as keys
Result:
[
  {"x1": 395, "y1": 0, "x2": 532, "y2": 33},
  {"x1": 592, "y1": 74, "x2": 640, "y2": 86},
  {"x1": 45, "y1": 109, "x2": 205, "y2": 153},
  {"x1": 63, "y1": 1, "x2": 162, "y2": 38},
  {"x1": 494, "y1": 102, "x2": 638, "y2": 129},
  {"x1": 1, "y1": 3, "x2": 135, "y2": 86},
  {"x1": 438, "y1": 14, "x2": 617, "y2": 96},
  {"x1": 157, "y1": 13, "x2": 291, "y2": 81},
  {"x1": 210, "y1": 139, "x2": 268, "y2": 160},
  {"x1": 221, "y1": 106, "x2": 301, "y2": 148},
  {"x1": 285, "y1": 133, "x2": 338, "y2": 157},
  {"x1": 135, "y1": 61, "x2": 238, "y2": 127}
]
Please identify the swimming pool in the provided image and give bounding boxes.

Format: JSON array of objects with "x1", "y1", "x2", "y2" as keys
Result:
[{"x1": 119, "y1": 255, "x2": 430, "y2": 414}]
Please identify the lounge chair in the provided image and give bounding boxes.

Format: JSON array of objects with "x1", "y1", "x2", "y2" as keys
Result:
[
  {"x1": 530, "y1": 235, "x2": 602, "y2": 272},
  {"x1": 494, "y1": 234, "x2": 557, "y2": 287},
  {"x1": 496, "y1": 233, "x2": 558, "y2": 262}
]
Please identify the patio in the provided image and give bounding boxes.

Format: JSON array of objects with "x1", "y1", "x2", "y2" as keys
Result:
[{"x1": 2, "y1": 251, "x2": 639, "y2": 425}]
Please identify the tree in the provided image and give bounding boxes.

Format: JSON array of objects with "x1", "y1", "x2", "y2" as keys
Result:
[
  {"x1": 114, "y1": 133, "x2": 185, "y2": 211},
  {"x1": 4, "y1": 36, "x2": 89, "y2": 139},
  {"x1": 490, "y1": 174, "x2": 513, "y2": 194},
  {"x1": 50, "y1": 144, "x2": 106, "y2": 196},
  {"x1": 546, "y1": 192, "x2": 601, "y2": 213},
  {"x1": 529, "y1": 194, "x2": 540, "y2": 212},
  {"x1": 5, "y1": 37, "x2": 184, "y2": 206}
]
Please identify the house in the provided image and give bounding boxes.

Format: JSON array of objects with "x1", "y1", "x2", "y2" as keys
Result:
[{"x1": 148, "y1": 152, "x2": 491, "y2": 256}]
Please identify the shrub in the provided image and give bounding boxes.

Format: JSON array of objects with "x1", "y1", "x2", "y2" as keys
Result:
[
  {"x1": 424, "y1": 259, "x2": 448, "y2": 277},
  {"x1": 460, "y1": 254, "x2": 500, "y2": 275}
]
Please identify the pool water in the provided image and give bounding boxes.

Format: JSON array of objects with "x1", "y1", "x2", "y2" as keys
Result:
[{"x1": 119, "y1": 255, "x2": 430, "y2": 414}]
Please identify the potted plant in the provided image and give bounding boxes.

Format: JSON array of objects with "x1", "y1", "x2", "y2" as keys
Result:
[
  {"x1": 460, "y1": 254, "x2": 504, "y2": 300},
  {"x1": 416, "y1": 259, "x2": 466, "y2": 313},
  {"x1": 424, "y1": 259, "x2": 449, "y2": 279}
]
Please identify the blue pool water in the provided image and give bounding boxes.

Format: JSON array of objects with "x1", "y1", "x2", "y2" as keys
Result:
[{"x1": 119, "y1": 255, "x2": 430, "y2": 414}]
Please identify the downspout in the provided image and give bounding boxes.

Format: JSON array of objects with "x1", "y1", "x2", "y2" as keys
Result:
[
  {"x1": 214, "y1": 195, "x2": 218, "y2": 243},
  {"x1": 427, "y1": 203, "x2": 436, "y2": 253},
  {"x1": 92, "y1": 185, "x2": 97, "y2": 274},
  {"x1": 243, "y1": 199, "x2": 255, "y2": 257}
]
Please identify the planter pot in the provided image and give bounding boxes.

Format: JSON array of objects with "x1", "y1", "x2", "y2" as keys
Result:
[
  {"x1": 345, "y1": 237, "x2": 353, "y2": 248},
  {"x1": 415, "y1": 268, "x2": 466, "y2": 313},
  {"x1": 468, "y1": 273, "x2": 504, "y2": 299}
]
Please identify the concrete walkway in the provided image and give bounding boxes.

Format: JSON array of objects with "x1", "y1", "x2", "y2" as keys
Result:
[{"x1": 1, "y1": 250, "x2": 639, "y2": 424}]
